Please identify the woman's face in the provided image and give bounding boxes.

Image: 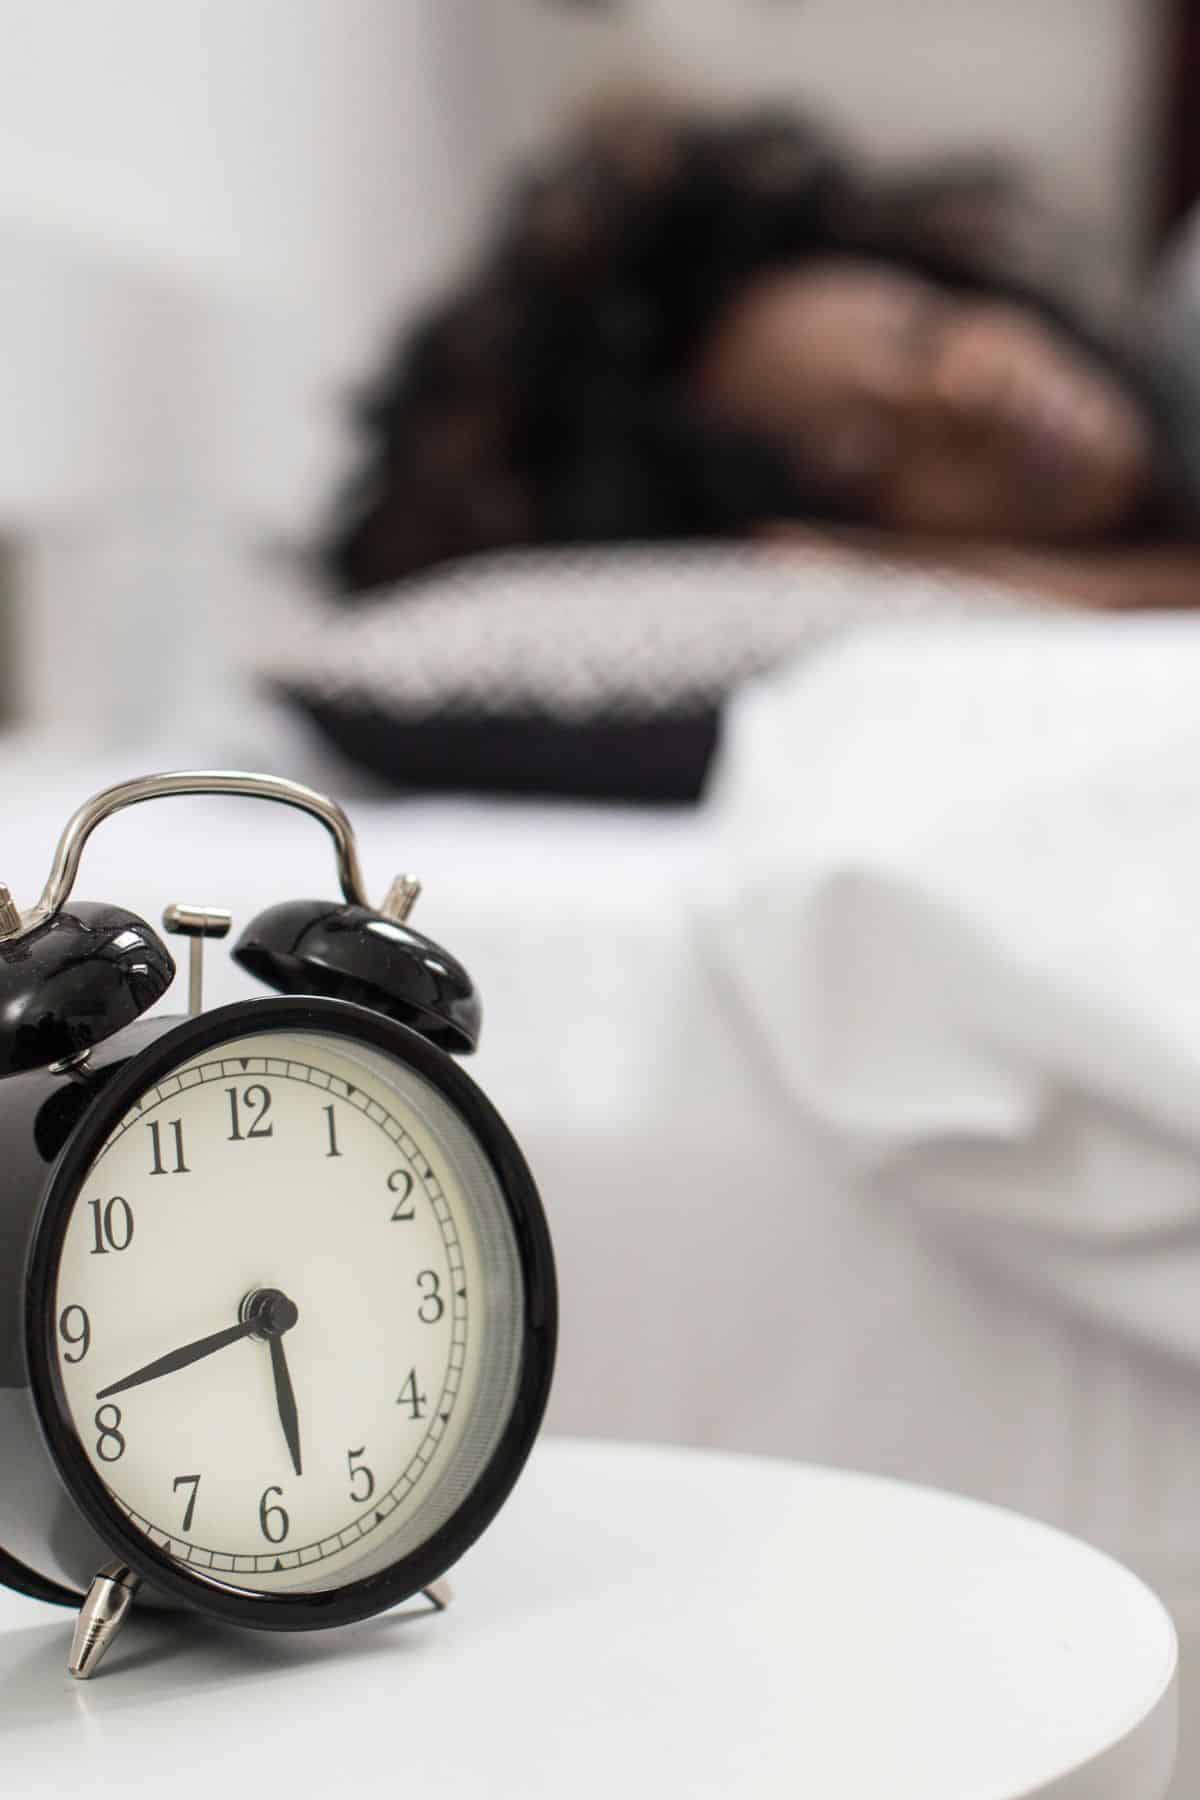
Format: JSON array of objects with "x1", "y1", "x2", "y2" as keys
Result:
[{"x1": 691, "y1": 260, "x2": 1156, "y2": 540}]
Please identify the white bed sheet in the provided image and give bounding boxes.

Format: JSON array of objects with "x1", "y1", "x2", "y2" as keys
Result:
[{"x1": 4, "y1": 711, "x2": 1200, "y2": 1788}]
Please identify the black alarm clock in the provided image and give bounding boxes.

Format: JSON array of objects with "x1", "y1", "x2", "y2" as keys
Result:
[{"x1": 0, "y1": 771, "x2": 556, "y2": 1677}]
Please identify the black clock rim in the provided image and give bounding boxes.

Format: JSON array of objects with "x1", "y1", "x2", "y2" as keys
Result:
[{"x1": 25, "y1": 995, "x2": 557, "y2": 1632}]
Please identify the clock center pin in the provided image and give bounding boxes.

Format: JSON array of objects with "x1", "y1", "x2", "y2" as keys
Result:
[{"x1": 240, "y1": 1288, "x2": 300, "y2": 1339}]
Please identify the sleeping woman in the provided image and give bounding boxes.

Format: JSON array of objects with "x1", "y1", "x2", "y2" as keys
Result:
[{"x1": 323, "y1": 94, "x2": 1200, "y2": 612}]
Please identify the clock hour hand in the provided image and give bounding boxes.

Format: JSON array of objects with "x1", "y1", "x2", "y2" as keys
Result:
[
  {"x1": 95, "y1": 1318, "x2": 258, "y2": 1400},
  {"x1": 268, "y1": 1333, "x2": 303, "y2": 1477},
  {"x1": 95, "y1": 1288, "x2": 300, "y2": 1402}
]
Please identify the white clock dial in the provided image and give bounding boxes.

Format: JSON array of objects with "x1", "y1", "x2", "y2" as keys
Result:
[{"x1": 51, "y1": 1027, "x2": 524, "y2": 1595}]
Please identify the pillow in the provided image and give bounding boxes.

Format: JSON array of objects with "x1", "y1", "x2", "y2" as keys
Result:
[{"x1": 262, "y1": 546, "x2": 1014, "y2": 803}]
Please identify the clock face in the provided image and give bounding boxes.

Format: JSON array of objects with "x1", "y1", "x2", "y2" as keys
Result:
[{"x1": 46, "y1": 1015, "x2": 531, "y2": 1603}]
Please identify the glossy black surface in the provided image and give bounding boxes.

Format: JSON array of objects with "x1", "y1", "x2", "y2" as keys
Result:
[
  {"x1": 0, "y1": 1018, "x2": 177, "y2": 1387},
  {"x1": 0, "y1": 1545, "x2": 81, "y2": 1608},
  {"x1": 234, "y1": 899, "x2": 481, "y2": 1053},
  {"x1": 26, "y1": 995, "x2": 556, "y2": 1632},
  {"x1": 0, "y1": 1015, "x2": 183, "y2": 1604},
  {"x1": 0, "y1": 903, "x2": 175, "y2": 1077}
]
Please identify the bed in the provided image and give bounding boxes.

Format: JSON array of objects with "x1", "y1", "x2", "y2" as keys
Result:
[{"x1": 6, "y1": 602, "x2": 1200, "y2": 1775}]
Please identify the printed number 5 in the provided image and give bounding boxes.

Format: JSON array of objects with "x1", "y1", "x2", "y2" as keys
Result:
[{"x1": 347, "y1": 1447, "x2": 375, "y2": 1504}]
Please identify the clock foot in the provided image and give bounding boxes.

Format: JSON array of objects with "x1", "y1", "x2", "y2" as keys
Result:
[
  {"x1": 421, "y1": 1579, "x2": 453, "y2": 1612},
  {"x1": 68, "y1": 1561, "x2": 142, "y2": 1679}
]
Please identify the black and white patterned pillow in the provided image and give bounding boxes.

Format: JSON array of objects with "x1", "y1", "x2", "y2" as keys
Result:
[{"x1": 263, "y1": 547, "x2": 1014, "y2": 803}]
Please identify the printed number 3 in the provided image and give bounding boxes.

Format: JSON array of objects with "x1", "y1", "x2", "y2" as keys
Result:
[{"x1": 417, "y1": 1270, "x2": 444, "y2": 1324}]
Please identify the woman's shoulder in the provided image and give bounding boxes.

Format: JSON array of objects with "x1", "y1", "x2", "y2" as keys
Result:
[{"x1": 1139, "y1": 210, "x2": 1200, "y2": 518}]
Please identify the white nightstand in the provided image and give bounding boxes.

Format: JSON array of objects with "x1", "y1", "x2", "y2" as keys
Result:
[{"x1": 0, "y1": 1439, "x2": 1177, "y2": 1798}]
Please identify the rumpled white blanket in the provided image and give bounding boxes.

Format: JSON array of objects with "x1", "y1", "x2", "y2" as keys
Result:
[{"x1": 700, "y1": 610, "x2": 1200, "y2": 1360}]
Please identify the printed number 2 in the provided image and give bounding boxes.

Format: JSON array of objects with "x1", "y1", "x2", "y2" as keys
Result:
[{"x1": 389, "y1": 1170, "x2": 415, "y2": 1222}]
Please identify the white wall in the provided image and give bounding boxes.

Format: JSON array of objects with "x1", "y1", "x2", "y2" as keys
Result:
[
  {"x1": 480, "y1": 0, "x2": 1166, "y2": 276},
  {"x1": 0, "y1": 1, "x2": 496, "y2": 740},
  {"x1": 0, "y1": 0, "x2": 494, "y2": 529},
  {"x1": 0, "y1": 1, "x2": 486, "y2": 356}
]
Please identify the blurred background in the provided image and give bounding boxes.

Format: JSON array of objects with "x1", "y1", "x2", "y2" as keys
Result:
[
  {"x1": 0, "y1": 0, "x2": 1194, "y2": 747},
  {"x1": 5, "y1": 2, "x2": 1200, "y2": 1789}
]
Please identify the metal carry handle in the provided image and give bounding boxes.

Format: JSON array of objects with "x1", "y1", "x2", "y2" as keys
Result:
[{"x1": 0, "y1": 770, "x2": 417, "y2": 943}]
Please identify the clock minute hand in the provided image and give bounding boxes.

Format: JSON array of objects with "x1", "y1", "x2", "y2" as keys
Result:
[
  {"x1": 95, "y1": 1318, "x2": 258, "y2": 1400},
  {"x1": 269, "y1": 1333, "x2": 303, "y2": 1477}
]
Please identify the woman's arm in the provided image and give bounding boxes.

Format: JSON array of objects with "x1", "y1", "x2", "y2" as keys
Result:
[{"x1": 763, "y1": 524, "x2": 1200, "y2": 611}]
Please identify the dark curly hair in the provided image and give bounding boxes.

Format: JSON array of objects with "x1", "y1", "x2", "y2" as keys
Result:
[{"x1": 321, "y1": 94, "x2": 1134, "y2": 597}]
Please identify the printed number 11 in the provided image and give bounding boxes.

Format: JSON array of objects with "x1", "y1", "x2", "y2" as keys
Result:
[{"x1": 148, "y1": 1119, "x2": 189, "y2": 1176}]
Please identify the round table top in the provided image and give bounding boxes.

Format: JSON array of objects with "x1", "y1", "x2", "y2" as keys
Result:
[{"x1": 0, "y1": 1439, "x2": 1177, "y2": 1798}]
